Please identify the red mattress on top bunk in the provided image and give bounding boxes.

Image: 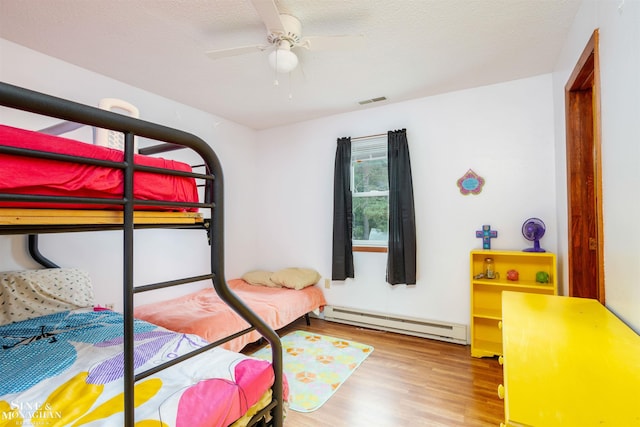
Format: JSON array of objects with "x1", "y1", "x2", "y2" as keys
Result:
[{"x1": 0, "y1": 124, "x2": 199, "y2": 211}]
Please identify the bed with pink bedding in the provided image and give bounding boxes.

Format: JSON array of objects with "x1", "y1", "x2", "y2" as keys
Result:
[{"x1": 135, "y1": 278, "x2": 327, "y2": 352}]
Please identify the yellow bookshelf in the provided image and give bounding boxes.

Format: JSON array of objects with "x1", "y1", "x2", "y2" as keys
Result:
[{"x1": 470, "y1": 250, "x2": 557, "y2": 358}]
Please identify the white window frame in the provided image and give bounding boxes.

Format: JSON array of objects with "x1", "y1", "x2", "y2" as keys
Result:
[{"x1": 351, "y1": 136, "x2": 388, "y2": 248}]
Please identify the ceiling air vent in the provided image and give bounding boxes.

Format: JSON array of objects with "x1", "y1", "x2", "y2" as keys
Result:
[{"x1": 358, "y1": 96, "x2": 387, "y2": 105}]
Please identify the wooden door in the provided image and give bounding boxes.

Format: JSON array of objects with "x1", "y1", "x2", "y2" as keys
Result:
[{"x1": 564, "y1": 30, "x2": 604, "y2": 302}]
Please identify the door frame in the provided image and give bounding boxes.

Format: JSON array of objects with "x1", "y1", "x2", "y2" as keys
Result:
[{"x1": 564, "y1": 29, "x2": 605, "y2": 302}]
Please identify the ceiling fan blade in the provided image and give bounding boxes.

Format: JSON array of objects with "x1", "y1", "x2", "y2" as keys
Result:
[
  {"x1": 205, "y1": 44, "x2": 270, "y2": 60},
  {"x1": 250, "y1": 0, "x2": 285, "y2": 34},
  {"x1": 298, "y1": 34, "x2": 366, "y2": 51}
]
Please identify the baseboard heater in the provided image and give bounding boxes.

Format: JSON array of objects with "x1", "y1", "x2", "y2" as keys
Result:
[{"x1": 323, "y1": 306, "x2": 467, "y2": 345}]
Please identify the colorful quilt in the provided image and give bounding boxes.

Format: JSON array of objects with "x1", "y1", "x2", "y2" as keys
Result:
[{"x1": 0, "y1": 309, "x2": 276, "y2": 426}]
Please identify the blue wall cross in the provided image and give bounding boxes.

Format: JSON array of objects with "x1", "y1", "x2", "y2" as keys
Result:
[{"x1": 476, "y1": 225, "x2": 498, "y2": 249}]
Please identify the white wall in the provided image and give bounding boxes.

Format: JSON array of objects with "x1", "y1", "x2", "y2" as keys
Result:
[
  {"x1": 552, "y1": 0, "x2": 640, "y2": 332},
  {"x1": 0, "y1": 39, "x2": 260, "y2": 310},
  {"x1": 16, "y1": 28, "x2": 636, "y2": 338},
  {"x1": 254, "y1": 74, "x2": 557, "y2": 329}
]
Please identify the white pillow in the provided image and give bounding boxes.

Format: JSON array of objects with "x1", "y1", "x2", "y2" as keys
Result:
[
  {"x1": 0, "y1": 268, "x2": 95, "y2": 325},
  {"x1": 270, "y1": 268, "x2": 321, "y2": 290}
]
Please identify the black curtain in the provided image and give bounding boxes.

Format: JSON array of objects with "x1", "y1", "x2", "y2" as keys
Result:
[
  {"x1": 387, "y1": 129, "x2": 417, "y2": 285},
  {"x1": 332, "y1": 137, "x2": 354, "y2": 280}
]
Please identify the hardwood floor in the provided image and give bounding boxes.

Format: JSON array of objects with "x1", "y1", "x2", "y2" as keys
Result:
[{"x1": 244, "y1": 317, "x2": 505, "y2": 427}]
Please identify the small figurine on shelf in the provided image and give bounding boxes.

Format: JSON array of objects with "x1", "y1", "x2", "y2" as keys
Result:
[{"x1": 506, "y1": 269, "x2": 519, "y2": 281}]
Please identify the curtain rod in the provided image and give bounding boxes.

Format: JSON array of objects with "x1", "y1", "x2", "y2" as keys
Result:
[{"x1": 351, "y1": 132, "x2": 386, "y2": 141}]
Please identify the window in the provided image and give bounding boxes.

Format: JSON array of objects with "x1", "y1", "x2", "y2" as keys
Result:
[{"x1": 351, "y1": 136, "x2": 388, "y2": 247}]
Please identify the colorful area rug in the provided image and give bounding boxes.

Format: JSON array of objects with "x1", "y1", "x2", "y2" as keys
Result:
[{"x1": 251, "y1": 330, "x2": 374, "y2": 412}]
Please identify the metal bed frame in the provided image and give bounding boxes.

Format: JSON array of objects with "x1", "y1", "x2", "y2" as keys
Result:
[{"x1": 0, "y1": 82, "x2": 284, "y2": 427}]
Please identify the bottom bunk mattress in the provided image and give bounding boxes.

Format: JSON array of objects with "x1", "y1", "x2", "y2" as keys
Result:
[
  {"x1": 134, "y1": 279, "x2": 327, "y2": 352},
  {"x1": 0, "y1": 309, "x2": 283, "y2": 427}
]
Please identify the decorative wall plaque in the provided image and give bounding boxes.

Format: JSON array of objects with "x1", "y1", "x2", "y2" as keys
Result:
[{"x1": 457, "y1": 169, "x2": 485, "y2": 195}]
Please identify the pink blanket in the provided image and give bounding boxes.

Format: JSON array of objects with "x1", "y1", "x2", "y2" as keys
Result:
[
  {"x1": 134, "y1": 279, "x2": 327, "y2": 352},
  {"x1": 0, "y1": 124, "x2": 199, "y2": 211}
]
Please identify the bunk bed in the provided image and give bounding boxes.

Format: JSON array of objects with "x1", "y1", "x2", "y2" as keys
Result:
[{"x1": 0, "y1": 82, "x2": 285, "y2": 427}]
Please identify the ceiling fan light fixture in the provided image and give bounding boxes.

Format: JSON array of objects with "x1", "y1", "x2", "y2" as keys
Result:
[{"x1": 268, "y1": 47, "x2": 298, "y2": 73}]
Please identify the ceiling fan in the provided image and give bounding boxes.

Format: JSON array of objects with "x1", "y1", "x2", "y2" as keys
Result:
[{"x1": 206, "y1": 0, "x2": 365, "y2": 74}]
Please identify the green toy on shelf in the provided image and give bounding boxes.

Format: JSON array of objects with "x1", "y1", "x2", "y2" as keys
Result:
[{"x1": 536, "y1": 271, "x2": 550, "y2": 283}]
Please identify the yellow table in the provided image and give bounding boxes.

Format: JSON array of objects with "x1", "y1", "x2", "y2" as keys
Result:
[{"x1": 501, "y1": 292, "x2": 640, "y2": 426}]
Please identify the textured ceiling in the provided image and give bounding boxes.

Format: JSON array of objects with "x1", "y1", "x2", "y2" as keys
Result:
[{"x1": 0, "y1": 0, "x2": 582, "y2": 130}]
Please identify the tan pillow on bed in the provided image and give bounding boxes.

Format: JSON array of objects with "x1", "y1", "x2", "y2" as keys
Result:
[
  {"x1": 0, "y1": 268, "x2": 95, "y2": 326},
  {"x1": 270, "y1": 268, "x2": 321, "y2": 290},
  {"x1": 242, "y1": 270, "x2": 281, "y2": 288}
]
